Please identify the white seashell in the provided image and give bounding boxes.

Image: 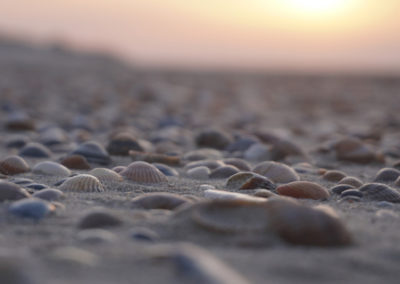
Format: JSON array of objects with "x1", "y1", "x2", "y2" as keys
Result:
[
  {"x1": 186, "y1": 166, "x2": 210, "y2": 180},
  {"x1": 252, "y1": 161, "x2": 299, "y2": 183},
  {"x1": 60, "y1": 174, "x2": 104, "y2": 192},
  {"x1": 32, "y1": 161, "x2": 71, "y2": 177}
]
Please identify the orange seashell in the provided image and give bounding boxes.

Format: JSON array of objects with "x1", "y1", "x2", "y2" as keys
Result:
[
  {"x1": 277, "y1": 181, "x2": 330, "y2": 200},
  {"x1": 121, "y1": 161, "x2": 167, "y2": 184},
  {"x1": 0, "y1": 155, "x2": 30, "y2": 175},
  {"x1": 60, "y1": 155, "x2": 91, "y2": 170},
  {"x1": 60, "y1": 174, "x2": 104, "y2": 192},
  {"x1": 253, "y1": 161, "x2": 299, "y2": 184}
]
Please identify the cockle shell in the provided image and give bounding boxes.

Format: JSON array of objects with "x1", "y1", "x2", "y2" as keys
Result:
[
  {"x1": 129, "y1": 150, "x2": 180, "y2": 166},
  {"x1": 0, "y1": 155, "x2": 30, "y2": 175},
  {"x1": 222, "y1": 158, "x2": 251, "y2": 171},
  {"x1": 88, "y1": 168, "x2": 123, "y2": 183},
  {"x1": 209, "y1": 165, "x2": 239, "y2": 179},
  {"x1": 323, "y1": 170, "x2": 347, "y2": 182},
  {"x1": 338, "y1": 176, "x2": 363, "y2": 188},
  {"x1": 60, "y1": 154, "x2": 91, "y2": 170},
  {"x1": 59, "y1": 174, "x2": 104, "y2": 192},
  {"x1": 0, "y1": 181, "x2": 31, "y2": 201},
  {"x1": 121, "y1": 161, "x2": 167, "y2": 184},
  {"x1": 277, "y1": 181, "x2": 330, "y2": 200},
  {"x1": 374, "y1": 168, "x2": 400, "y2": 183},
  {"x1": 330, "y1": 184, "x2": 354, "y2": 195},
  {"x1": 32, "y1": 161, "x2": 71, "y2": 177},
  {"x1": 359, "y1": 183, "x2": 400, "y2": 203},
  {"x1": 252, "y1": 161, "x2": 299, "y2": 183},
  {"x1": 131, "y1": 192, "x2": 191, "y2": 210}
]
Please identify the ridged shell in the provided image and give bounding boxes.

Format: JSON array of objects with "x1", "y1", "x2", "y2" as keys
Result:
[
  {"x1": 32, "y1": 161, "x2": 71, "y2": 177},
  {"x1": 60, "y1": 154, "x2": 91, "y2": 170},
  {"x1": 323, "y1": 170, "x2": 347, "y2": 182},
  {"x1": 277, "y1": 181, "x2": 330, "y2": 200},
  {"x1": 359, "y1": 183, "x2": 400, "y2": 203},
  {"x1": 338, "y1": 176, "x2": 363, "y2": 188},
  {"x1": 0, "y1": 181, "x2": 31, "y2": 201},
  {"x1": 121, "y1": 161, "x2": 167, "y2": 184},
  {"x1": 131, "y1": 192, "x2": 191, "y2": 209},
  {"x1": 252, "y1": 161, "x2": 299, "y2": 183},
  {"x1": 0, "y1": 155, "x2": 30, "y2": 175},
  {"x1": 209, "y1": 166, "x2": 239, "y2": 179},
  {"x1": 60, "y1": 174, "x2": 104, "y2": 192},
  {"x1": 374, "y1": 168, "x2": 400, "y2": 183},
  {"x1": 19, "y1": 142, "x2": 52, "y2": 158},
  {"x1": 222, "y1": 158, "x2": 251, "y2": 171},
  {"x1": 89, "y1": 168, "x2": 123, "y2": 183},
  {"x1": 129, "y1": 150, "x2": 181, "y2": 166}
]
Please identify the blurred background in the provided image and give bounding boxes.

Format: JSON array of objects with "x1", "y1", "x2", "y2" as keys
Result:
[{"x1": 1, "y1": 0, "x2": 399, "y2": 73}]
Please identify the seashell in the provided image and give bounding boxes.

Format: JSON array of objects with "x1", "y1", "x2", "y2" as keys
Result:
[
  {"x1": 243, "y1": 143, "x2": 271, "y2": 162},
  {"x1": 396, "y1": 176, "x2": 400, "y2": 187},
  {"x1": 0, "y1": 256, "x2": 35, "y2": 284},
  {"x1": 204, "y1": 189, "x2": 266, "y2": 203},
  {"x1": 182, "y1": 149, "x2": 223, "y2": 162},
  {"x1": 121, "y1": 161, "x2": 167, "y2": 184},
  {"x1": 78, "y1": 209, "x2": 122, "y2": 229},
  {"x1": 88, "y1": 168, "x2": 123, "y2": 183},
  {"x1": 5, "y1": 134, "x2": 30, "y2": 148},
  {"x1": 223, "y1": 158, "x2": 251, "y2": 171},
  {"x1": 106, "y1": 132, "x2": 144, "y2": 156},
  {"x1": 0, "y1": 155, "x2": 30, "y2": 175},
  {"x1": 8, "y1": 198, "x2": 55, "y2": 220},
  {"x1": 152, "y1": 163, "x2": 179, "y2": 177},
  {"x1": 339, "y1": 196, "x2": 361, "y2": 203},
  {"x1": 71, "y1": 141, "x2": 111, "y2": 165},
  {"x1": 32, "y1": 161, "x2": 71, "y2": 177},
  {"x1": 39, "y1": 127, "x2": 69, "y2": 146},
  {"x1": 59, "y1": 174, "x2": 104, "y2": 192},
  {"x1": 375, "y1": 209, "x2": 398, "y2": 219},
  {"x1": 226, "y1": 172, "x2": 276, "y2": 191},
  {"x1": 292, "y1": 163, "x2": 319, "y2": 174},
  {"x1": 253, "y1": 161, "x2": 300, "y2": 184},
  {"x1": 129, "y1": 150, "x2": 180, "y2": 166},
  {"x1": 340, "y1": 190, "x2": 363, "y2": 198},
  {"x1": 330, "y1": 184, "x2": 354, "y2": 195},
  {"x1": 184, "y1": 160, "x2": 225, "y2": 171},
  {"x1": 226, "y1": 136, "x2": 258, "y2": 152},
  {"x1": 26, "y1": 183, "x2": 47, "y2": 190},
  {"x1": 111, "y1": 166, "x2": 126, "y2": 174},
  {"x1": 209, "y1": 165, "x2": 239, "y2": 179},
  {"x1": 130, "y1": 227, "x2": 159, "y2": 242},
  {"x1": 269, "y1": 139, "x2": 307, "y2": 161},
  {"x1": 277, "y1": 181, "x2": 330, "y2": 200},
  {"x1": 323, "y1": 170, "x2": 347, "y2": 182},
  {"x1": 60, "y1": 154, "x2": 91, "y2": 170},
  {"x1": 187, "y1": 166, "x2": 210, "y2": 180},
  {"x1": 11, "y1": 178, "x2": 34, "y2": 185},
  {"x1": 33, "y1": 188, "x2": 64, "y2": 201},
  {"x1": 338, "y1": 176, "x2": 363, "y2": 188},
  {"x1": 19, "y1": 142, "x2": 52, "y2": 158},
  {"x1": 226, "y1": 172, "x2": 255, "y2": 189},
  {"x1": 5, "y1": 111, "x2": 35, "y2": 131},
  {"x1": 0, "y1": 181, "x2": 31, "y2": 201},
  {"x1": 77, "y1": 229, "x2": 117, "y2": 244},
  {"x1": 195, "y1": 128, "x2": 232, "y2": 150},
  {"x1": 334, "y1": 137, "x2": 380, "y2": 164},
  {"x1": 131, "y1": 192, "x2": 191, "y2": 210},
  {"x1": 253, "y1": 189, "x2": 279, "y2": 198},
  {"x1": 359, "y1": 183, "x2": 400, "y2": 203},
  {"x1": 373, "y1": 168, "x2": 400, "y2": 183},
  {"x1": 48, "y1": 246, "x2": 98, "y2": 267}
]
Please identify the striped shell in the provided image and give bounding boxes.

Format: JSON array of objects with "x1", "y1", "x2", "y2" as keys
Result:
[
  {"x1": 0, "y1": 155, "x2": 30, "y2": 175},
  {"x1": 252, "y1": 161, "x2": 299, "y2": 183},
  {"x1": 89, "y1": 168, "x2": 123, "y2": 183},
  {"x1": 121, "y1": 161, "x2": 167, "y2": 184},
  {"x1": 60, "y1": 174, "x2": 104, "y2": 192},
  {"x1": 359, "y1": 183, "x2": 400, "y2": 203},
  {"x1": 32, "y1": 161, "x2": 71, "y2": 177},
  {"x1": 277, "y1": 181, "x2": 330, "y2": 200}
]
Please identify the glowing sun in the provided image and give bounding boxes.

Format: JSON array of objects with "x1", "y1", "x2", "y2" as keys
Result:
[{"x1": 281, "y1": 0, "x2": 350, "y2": 16}]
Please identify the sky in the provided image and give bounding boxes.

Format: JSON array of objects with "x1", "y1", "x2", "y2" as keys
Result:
[{"x1": 0, "y1": 0, "x2": 400, "y2": 73}]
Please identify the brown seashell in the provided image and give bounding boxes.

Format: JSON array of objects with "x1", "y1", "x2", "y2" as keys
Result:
[
  {"x1": 334, "y1": 137, "x2": 379, "y2": 164},
  {"x1": 121, "y1": 161, "x2": 167, "y2": 184},
  {"x1": 129, "y1": 150, "x2": 180, "y2": 166},
  {"x1": 223, "y1": 158, "x2": 251, "y2": 171},
  {"x1": 112, "y1": 166, "x2": 127, "y2": 174},
  {"x1": 0, "y1": 181, "x2": 31, "y2": 201},
  {"x1": 106, "y1": 132, "x2": 144, "y2": 156},
  {"x1": 322, "y1": 170, "x2": 347, "y2": 182},
  {"x1": 78, "y1": 209, "x2": 122, "y2": 229},
  {"x1": 89, "y1": 168, "x2": 123, "y2": 183},
  {"x1": 131, "y1": 192, "x2": 191, "y2": 210},
  {"x1": 239, "y1": 175, "x2": 276, "y2": 191},
  {"x1": 0, "y1": 155, "x2": 30, "y2": 175},
  {"x1": 209, "y1": 165, "x2": 239, "y2": 179},
  {"x1": 226, "y1": 172, "x2": 255, "y2": 189},
  {"x1": 338, "y1": 176, "x2": 363, "y2": 188},
  {"x1": 359, "y1": 183, "x2": 400, "y2": 203},
  {"x1": 5, "y1": 112, "x2": 35, "y2": 131},
  {"x1": 277, "y1": 181, "x2": 330, "y2": 200},
  {"x1": 253, "y1": 161, "x2": 299, "y2": 184},
  {"x1": 60, "y1": 154, "x2": 91, "y2": 170},
  {"x1": 59, "y1": 174, "x2": 104, "y2": 192},
  {"x1": 374, "y1": 168, "x2": 400, "y2": 183}
]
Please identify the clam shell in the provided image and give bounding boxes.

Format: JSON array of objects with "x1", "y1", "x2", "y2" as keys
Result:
[
  {"x1": 32, "y1": 161, "x2": 71, "y2": 177},
  {"x1": 121, "y1": 161, "x2": 167, "y2": 184},
  {"x1": 359, "y1": 183, "x2": 400, "y2": 203},
  {"x1": 226, "y1": 172, "x2": 255, "y2": 189},
  {"x1": 209, "y1": 165, "x2": 239, "y2": 179},
  {"x1": 0, "y1": 181, "x2": 31, "y2": 201},
  {"x1": 129, "y1": 150, "x2": 181, "y2": 166},
  {"x1": 244, "y1": 143, "x2": 271, "y2": 162},
  {"x1": 19, "y1": 142, "x2": 52, "y2": 158},
  {"x1": 187, "y1": 166, "x2": 210, "y2": 180},
  {"x1": 40, "y1": 127, "x2": 69, "y2": 146},
  {"x1": 0, "y1": 155, "x2": 30, "y2": 175},
  {"x1": 277, "y1": 181, "x2": 330, "y2": 200},
  {"x1": 60, "y1": 174, "x2": 104, "y2": 192},
  {"x1": 340, "y1": 190, "x2": 363, "y2": 198},
  {"x1": 338, "y1": 176, "x2": 363, "y2": 188},
  {"x1": 374, "y1": 168, "x2": 400, "y2": 183},
  {"x1": 89, "y1": 168, "x2": 123, "y2": 183},
  {"x1": 106, "y1": 132, "x2": 143, "y2": 156},
  {"x1": 222, "y1": 158, "x2": 251, "y2": 171},
  {"x1": 60, "y1": 154, "x2": 91, "y2": 170},
  {"x1": 252, "y1": 161, "x2": 299, "y2": 183},
  {"x1": 131, "y1": 192, "x2": 191, "y2": 210},
  {"x1": 71, "y1": 141, "x2": 111, "y2": 165},
  {"x1": 323, "y1": 170, "x2": 347, "y2": 182}
]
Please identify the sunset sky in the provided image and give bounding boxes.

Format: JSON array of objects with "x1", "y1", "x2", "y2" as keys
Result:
[{"x1": 1, "y1": 0, "x2": 399, "y2": 72}]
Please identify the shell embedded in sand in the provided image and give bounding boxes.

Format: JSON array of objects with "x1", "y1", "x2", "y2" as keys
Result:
[
  {"x1": 60, "y1": 155, "x2": 91, "y2": 170},
  {"x1": 195, "y1": 128, "x2": 232, "y2": 150},
  {"x1": 222, "y1": 158, "x2": 251, "y2": 171},
  {"x1": 106, "y1": 132, "x2": 143, "y2": 156},
  {"x1": 0, "y1": 155, "x2": 30, "y2": 175},
  {"x1": 33, "y1": 188, "x2": 64, "y2": 201},
  {"x1": 334, "y1": 137, "x2": 380, "y2": 164},
  {"x1": 252, "y1": 161, "x2": 299, "y2": 184},
  {"x1": 153, "y1": 163, "x2": 179, "y2": 177},
  {"x1": 71, "y1": 141, "x2": 111, "y2": 165},
  {"x1": 88, "y1": 168, "x2": 123, "y2": 183},
  {"x1": 129, "y1": 150, "x2": 181, "y2": 166},
  {"x1": 277, "y1": 181, "x2": 330, "y2": 200},
  {"x1": 78, "y1": 209, "x2": 122, "y2": 229},
  {"x1": 131, "y1": 192, "x2": 191, "y2": 210},
  {"x1": 59, "y1": 174, "x2": 104, "y2": 192},
  {"x1": 182, "y1": 149, "x2": 223, "y2": 162},
  {"x1": 330, "y1": 184, "x2": 354, "y2": 195},
  {"x1": 226, "y1": 172, "x2": 276, "y2": 191},
  {"x1": 8, "y1": 198, "x2": 55, "y2": 220},
  {"x1": 374, "y1": 168, "x2": 400, "y2": 183},
  {"x1": 0, "y1": 181, "x2": 31, "y2": 201},
  {"x1": 359, "y1": 183, "x2": 400, "y2": 203},
  {"x1": 323, "y1": 170, "x2": 347, "y2": 182},
  {"x1": 209, "y1": 165, "x2": 239, "y2": 179},
  {"x1": 338, "y1": 176, "x2": 363, "y2": 188},
  {"x1": 32, "y1": 161, "x2": 71, "y2": 177},
  {"x1": 19, "y1": 142, "x2": 52, "y2": 158},
  {"x1": 121, "y1": 161, "x2": 167, "y2": 184},
  {"x1": 187, "y1": 166, "x2": 210, "y2": 180}
]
